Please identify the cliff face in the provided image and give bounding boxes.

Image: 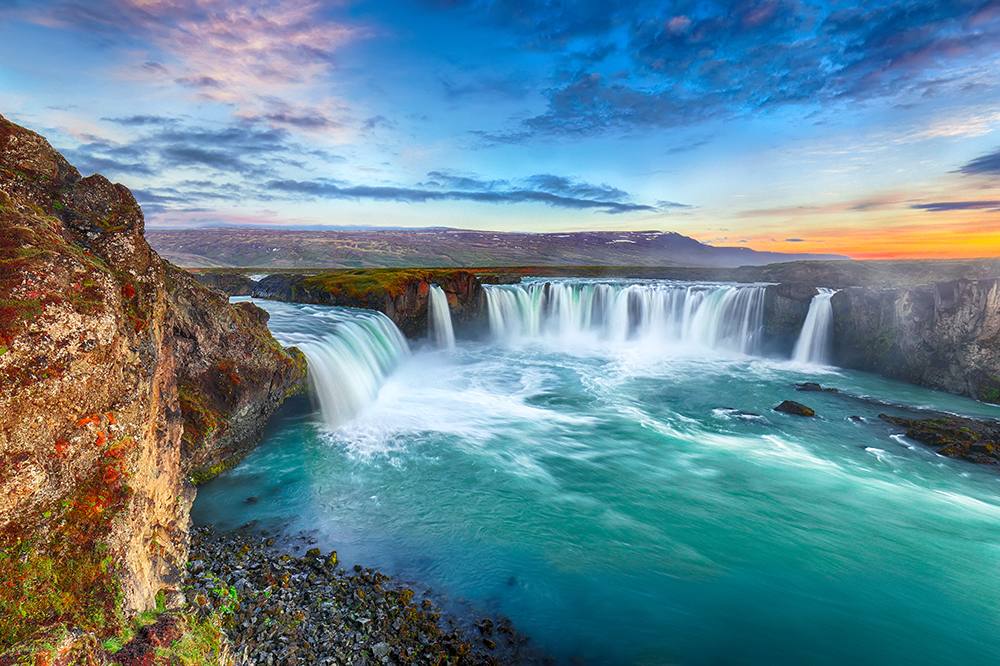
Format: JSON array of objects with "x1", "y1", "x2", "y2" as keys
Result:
[
  {"x1": 831, "y1": 280, "x2": 1000, "y2": 403},
  {"x1": 761, "y1": 283, "x2": 817, "y2": 356},
  {"x1": 0, "y1": 114, "x2": 302, "y2": 654},
  {"x1": 254, "y1": 268, "x2": 487, "y2": 339}
]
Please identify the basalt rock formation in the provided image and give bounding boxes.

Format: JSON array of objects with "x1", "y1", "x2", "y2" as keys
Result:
[
  {"x1": 831, "y1": 280, "x2": 1000, "y2": 404},
  {"x1": 253, "y1": 268, "x2": 487, "y2": 339},
  {"x1": 190, "y1": 270, "x2": 259, "y2": 296},
  {"x1": 879, "y1": 414, "x2": 1000, "y2": 465},
  {"x1": 0, "y1": 113, "x2": 303, "y2": 658},
  {"x1": 761, "y1": 283, "x2": 818, "y2": 356}
]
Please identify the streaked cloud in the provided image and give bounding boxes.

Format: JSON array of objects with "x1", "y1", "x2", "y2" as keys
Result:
[
  {"x1": 959, "y1": 147, "x2": 1000, "y2": 177},
  {"x1": 62, "y1": 118, "x2": 337, "y2": 183},
  {"x1": 910, "y1": 200, "x2": 1000, "y2": 212},
  {"x1": 266, "y1": 175, "x2": 660, "y2": 214}
]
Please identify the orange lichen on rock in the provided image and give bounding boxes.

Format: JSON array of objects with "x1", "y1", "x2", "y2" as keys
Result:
[{"x1": 0, "y1": 111, "x2": 301, "y2": 661}]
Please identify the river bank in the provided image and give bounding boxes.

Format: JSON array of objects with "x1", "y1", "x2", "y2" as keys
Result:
[{"x1": 184, "y1": 526, "x2": 542, "y2": 666}]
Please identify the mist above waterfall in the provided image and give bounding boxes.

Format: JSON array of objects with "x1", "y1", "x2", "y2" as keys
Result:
[
  {"x1": 485, "y1": 279, "x2": 766, "y2": 355},
  {"x1": 203, "y1": 291, "x2": 1000, "y2": 666}
]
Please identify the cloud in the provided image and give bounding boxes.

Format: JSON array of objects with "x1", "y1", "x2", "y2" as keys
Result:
[
  {"x1": 63, "y1": 118, "x2": 314, "y2": 180},
  {"x1": 461, "y1": 0, "x2": 1000, "y2": 138},
  {"x1": 30, "y1": 0, "x2": 361, "y2": 113},
  {"x1": 266, "y1": 175, "x2": 660, "y2": 213},
  {"x1": 656, "y1": 199, "x2": 693, "y2": 210},
  {"x1": 910, "y1": 200, "x2": 1000, "y2": 212},
  {"x1": 848, "y1": 199, "x2": 898, "y2": 212},
  {"x1": 103, "y1": 115, "x2": 177, "y2": 126},
  {"x1": 958, "y1": 147, "x2": 1000, "y2": 176},
  {"x1": 524, "y1": 173, "x2": 630, "y2": 201},
  {"x1": 362, "y1": 115, "x2": 394, "y2": 132},
  {"x1": 785, "y1": 238, "x2": 805, "y2": 242}
]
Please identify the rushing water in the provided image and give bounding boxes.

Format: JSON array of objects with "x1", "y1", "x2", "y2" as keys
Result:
[
  {"x1": 485, "y1": 281, "x2": 765, "y2": 354},
  {"x1": 792, "y1": 288, "x2": 836, "y2": 365},
  {"x1": 428, "y1": 284, "x2": 457, "y2": 350},
  {"x1": 196, "y1": 283, "x2": 1000, "y2": 666}
]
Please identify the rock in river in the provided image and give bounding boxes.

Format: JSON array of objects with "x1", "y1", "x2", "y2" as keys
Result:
[{"x1": 774, "y1": 400, "x2": 816, "y2": 417}]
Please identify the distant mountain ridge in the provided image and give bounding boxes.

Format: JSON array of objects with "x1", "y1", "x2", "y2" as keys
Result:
[{"x1": 145, "y1": 227, "x2": 849, "y2": 268}]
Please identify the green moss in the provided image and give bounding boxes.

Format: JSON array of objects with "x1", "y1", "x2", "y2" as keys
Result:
[
  {"x1": 304, "y1": 268, "x2": 467, "y2": 300},
  {"x1": 178, "y1": 381, "x2": 220, "y2": 453},
  {"x1": 0, "y1": 468, "x2": 133, "y2": 646},
  {"x1": 156, "y1": 614, "x2": 228, "y2": 666}
]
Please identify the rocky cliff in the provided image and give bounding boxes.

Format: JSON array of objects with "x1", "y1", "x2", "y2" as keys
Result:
[
  {"x1": 253, "y1": 268, "x2": 487, "y2": 339},
  {"x1": 831, "y1": 280, "x2": 1000, "y2": 404},
  {"x1": 0, "y1": 114, "x2": 303, "y2": 658},
  {"x1": 761, "y1": 283, "x2": 818, "y2": 356}
]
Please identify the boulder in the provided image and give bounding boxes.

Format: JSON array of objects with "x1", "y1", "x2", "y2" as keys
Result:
[
  {"x1": 879, "y1": 414, "x2": 1000, "y2": 466},
  {"x1": 774, "y1": 400, "x2": 816, "y2": 417}
]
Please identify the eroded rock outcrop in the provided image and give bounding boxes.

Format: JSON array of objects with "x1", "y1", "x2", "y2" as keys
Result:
[
  {"x1": 0, "y1": 113, "x2": 303, "y2": 656},
  {"x1": 831, "y1": 280, "x2": 1000, "y2": 404},
  {"x1": 254, "y1": 268, "x2": 487, "y2": 339},
  {"x1": 762, "y1": 283, "x2": 817, "y2": 355},
  {"x1": 190, "y1": 270, "x2": 258, "y2": 296},
  {"x1": 879, "y1": 413, "x2": 1000, "y2": 465}
]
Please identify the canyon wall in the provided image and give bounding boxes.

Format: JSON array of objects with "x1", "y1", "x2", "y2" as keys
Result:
[
  {"x1": 830, "y1": 280, "x2": 1000, "y2": 404},
  {"x1": 760, "y1": 280, "x2": 1000, "y2": 404},
  {"x1": 761, "y1": 283, "x2": 818, "y2": 356},
  {"x1": 253, "y1": 269, "x2": 486, "y2": 339},
  {"x1": 0, "y1": 114, "x2": 303, "y2": 657}
]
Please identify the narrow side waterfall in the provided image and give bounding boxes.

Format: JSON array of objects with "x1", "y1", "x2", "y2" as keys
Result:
[
  {"x1": 792, "y1": 288, "x2": 836, "y2": 365},
  {"x1": 485, "y1": 280, "x2": 766, "y2": 354},
  {"x1": 236, "y1": 298, "x2": 410, "y2": 428},
  {"x1": 428, "y1": 284, "x2": 456, "y2": 349}
]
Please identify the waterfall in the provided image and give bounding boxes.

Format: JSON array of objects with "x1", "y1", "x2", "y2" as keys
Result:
[
  {"x1": 792, "y1": 288, "x2": 836, "y2": 365},
  {"x1": 428, "y1": 285, "x2": 456, "y2": 349},
  {"x1": 242, "y1": 299, "x2": 410, "y2": 428},
  {"x1": 484, "y1": 280, "x2": 766, "y2": 354}
]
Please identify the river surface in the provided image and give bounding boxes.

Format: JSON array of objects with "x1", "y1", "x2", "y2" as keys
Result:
[{"x1": 193, "y1": 280, "x2": 1000, "y2": 666}]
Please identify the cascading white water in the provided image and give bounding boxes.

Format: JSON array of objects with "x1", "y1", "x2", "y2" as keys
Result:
[
  {"x1": 428, "y1": 284, "x2": 456, "y2": 349},
  {"x1": 792, "y1": 288, "x2": 837, "y2": 365},
  {"x1": 206, "y1": 291, "x2": 1000, "y2": 666},
  {"x1": 235, "y1": 298, "x2": 410, "y2": 428},
  {"x1": 485, "y1": 280, "x2": 766, "y2": 354}
]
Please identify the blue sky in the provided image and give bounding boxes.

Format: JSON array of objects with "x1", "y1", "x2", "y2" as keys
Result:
[{"x1": 2, "y1": 0, "x2": 999, "y2": 257}]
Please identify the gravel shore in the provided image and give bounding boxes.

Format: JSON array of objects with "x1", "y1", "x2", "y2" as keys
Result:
[{"x1": 185, "y1": 526, "x2": 546, "y2": 666}]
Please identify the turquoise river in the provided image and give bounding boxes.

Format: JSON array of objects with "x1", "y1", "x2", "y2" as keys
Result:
[{"x1": 193, "y1": 279, "x2": 1000, "y2": 665}]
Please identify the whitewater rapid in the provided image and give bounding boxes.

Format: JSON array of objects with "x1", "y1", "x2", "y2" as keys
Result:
[{"x1": 205, "y1": 288, "x2": 1000, "y2": 666}]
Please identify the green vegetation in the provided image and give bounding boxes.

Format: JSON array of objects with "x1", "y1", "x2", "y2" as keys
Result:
[
  {"x1": 304, "y1": 267, "x2": 469, "y2": 299},
  {"x1": 191, "y1": 259, "x2": 1000, "y2": 291},
  {"x1": 0, "y1": 461, "x2": 133, "y2": 647},
  {"x1": 178, "y1": 380, "x2": 220, "y2": 456}
]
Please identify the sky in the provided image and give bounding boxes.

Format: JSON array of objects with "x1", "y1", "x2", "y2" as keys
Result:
[{"x1": 2, "y1": 0, "x2": 1000, "y2": 259}]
